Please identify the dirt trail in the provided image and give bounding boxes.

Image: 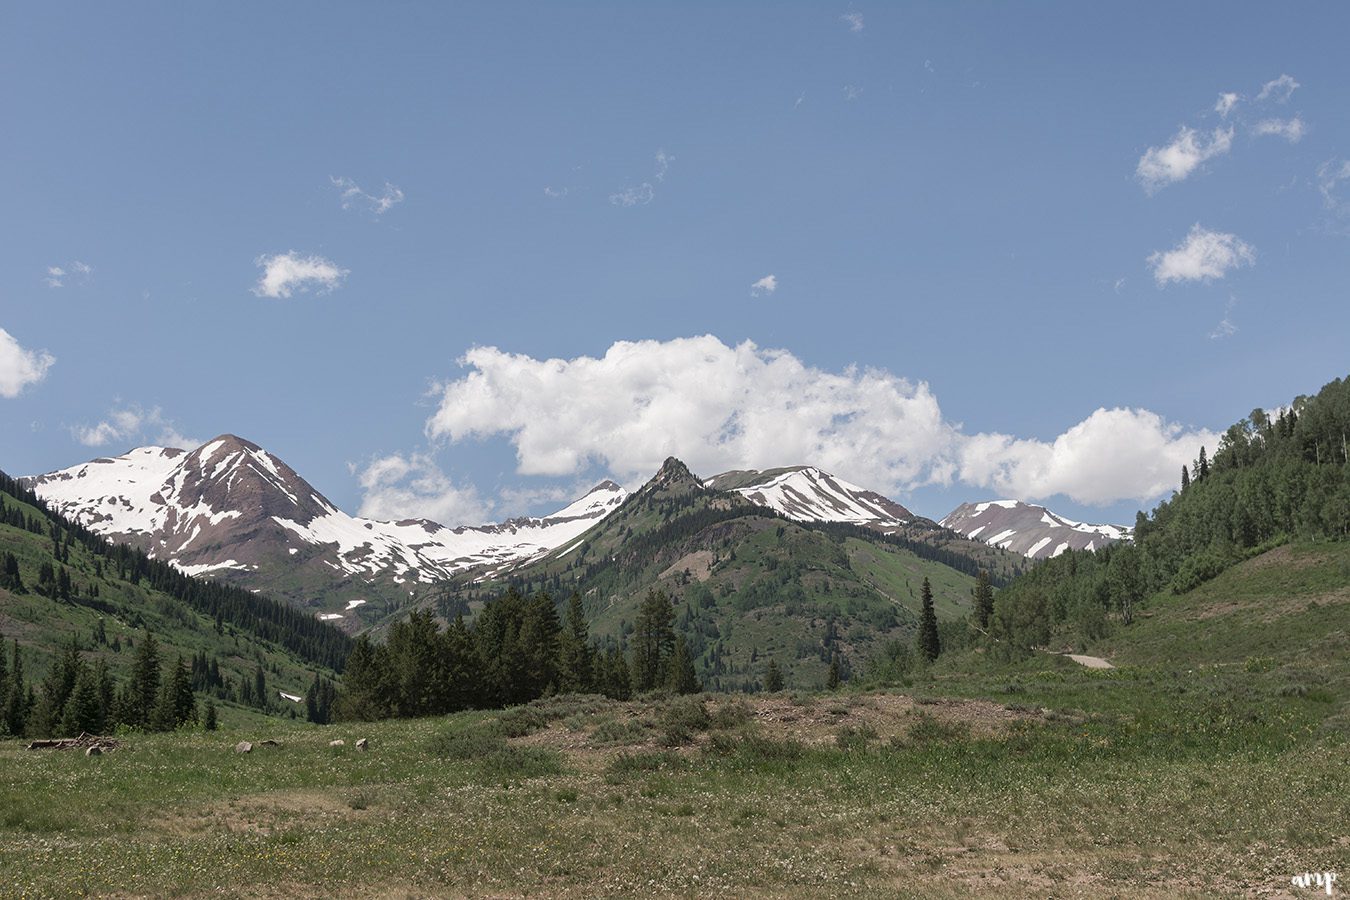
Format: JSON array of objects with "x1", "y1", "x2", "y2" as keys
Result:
[{"x1": 1064, "y1": 654, "x2": 1114, "y2": 669}]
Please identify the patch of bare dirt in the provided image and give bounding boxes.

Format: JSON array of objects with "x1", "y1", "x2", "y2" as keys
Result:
[
  {"x1": 153, "y1": 789, "x2": 372, "y2": 838},
  {"x1": 659, "y1": 550, "x2": 714, "y2": 582}
]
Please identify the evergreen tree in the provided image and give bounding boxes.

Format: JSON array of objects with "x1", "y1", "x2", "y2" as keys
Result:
[
  {"x1": 972, "y1": 569, "x2": 995, "y2": 631},
  {"x1": 602, "y1": 645, "x2": 632, "y2": 701},
  {"x1": 203, "y1": 699, "x2": 218, "y2": 731},
  {"x1": 126, "y1": 632, "x2": 161, "y2": 729},
  {"x1": 558, "y1": 592, "x2": 593, "y2": 693},
  {"x1": 918, "y1": 577, "x2": 942, "y2": 662},
  {"x1": 667, "y1": 634, "x2": 700, "y2": 695},
  {"x1": 1180, "y1": 464, "x2": 1190, "y2": 492},
  {"x1": 153, "y1": 656, "x2": 196, "y2": 731},
  {"x1": 826, "y1": 654, "x2": 841, "y2": 690},
  {"x1": 60, "y1": 663, "x2": 104, "y2": 735},
  {"x1": 1196, "y1": 445, "x2": 1209, "y2": 481},
  {"x1": 253, "y1": 664, "x2": 267, "y2": 710},
  {"x1": 2, "y1": 640, "x2": 25, "y2": 737},
  {"x1": 763, "y1": 658, "x2": 784, "y2": 692},
  {"x1": 631, "y1": 589, "x2": 675, "y2": 692}
]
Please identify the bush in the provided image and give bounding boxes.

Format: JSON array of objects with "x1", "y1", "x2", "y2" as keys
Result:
[
  {"x1": 607, "y1": 751, "x2": 686, "y2": 778},
  {"x1": 660, "y1": 696, "x2": 710, "y2": 744},
  {"x1": 590, "y1": 717, "x2": 649, "y2": 746},
  {"x1": 834, "y1": 723, "x2": 878, "y2": 752},
  {"x1": 897, "y1": 712, "x2": 969, "y2": 746},
  {"x1": 709, "y1": 699, "x2": 753, "y2": 730},
  {"x1": 497, "y1": 706, "x2": 549, "y2": 737},
  {"x1": 429, "y1": 723, "x2": 506, "y2": 760},
  {"x1": 480, "y1": 746, "x2": 566, "y2": 781}
]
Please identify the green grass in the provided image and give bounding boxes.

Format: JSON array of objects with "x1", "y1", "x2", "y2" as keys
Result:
[{"x1": 2, "y1": 541, "x2": 1346, "y2": 896}]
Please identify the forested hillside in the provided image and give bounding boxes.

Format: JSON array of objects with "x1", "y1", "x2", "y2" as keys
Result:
[
  {"x1": 410, "y1": 458, "x2": 1016, "y2": 692},
  {"x1": 0, "y1": 470, "x2": 349, "y2": 737},
  {"x1": 989, "y1": 375, "x2": 1350, "y2": 652}
]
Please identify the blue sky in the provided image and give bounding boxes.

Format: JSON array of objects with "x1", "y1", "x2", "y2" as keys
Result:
[{"x1": 3, "y1": 3, "x2": 1348, "y2": 527}]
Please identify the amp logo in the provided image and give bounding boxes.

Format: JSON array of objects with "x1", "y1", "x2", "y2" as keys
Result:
[{"x1": 1291, "y1": 872, "x2": 1338, "y2": 896}]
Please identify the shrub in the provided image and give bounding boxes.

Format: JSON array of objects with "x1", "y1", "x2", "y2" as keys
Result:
[
  {"x1": 480, "y1": 747, "x2": 565, "y2": 781},
  {"x1": 709, "y1": 699, "x2": 754, "y2": 730},
  {"x1": 898, "y1": 712, "x2": 969, "y2": 746},
  {"x1": 834, "y1": 723, "x2": 878, "y2": 752},
  {"x1": 590, "y1": 717, "x2": 649, "y2": 746},
  {"x1": 429, "y1": 723, "x2": 506, "y2": 760}
]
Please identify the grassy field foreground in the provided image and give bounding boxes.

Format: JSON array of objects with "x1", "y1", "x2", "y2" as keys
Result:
[{"x1": 2, "y1": 543, "x2": 1348, "y2": 898}]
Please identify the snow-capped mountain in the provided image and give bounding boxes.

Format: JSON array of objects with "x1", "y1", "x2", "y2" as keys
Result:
[
  {"x1": 704, "y1": 466, "x2": 917, "y2": 531},
  {"x1": 27, "y1": 435, "x2": 626, "y2": 621},
  {"x1": 940, "y1": 500, "x2": 1132, "y2": 560}
]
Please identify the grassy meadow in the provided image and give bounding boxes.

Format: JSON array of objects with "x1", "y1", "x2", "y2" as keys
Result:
[{"x1": 1, "y1": 541, "x2": 1347, "y2": 898}]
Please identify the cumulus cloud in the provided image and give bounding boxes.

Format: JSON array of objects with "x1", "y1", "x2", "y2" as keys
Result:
[
  {"x1": 1214, "y1": 92, "x2": 1240, "y2": 117},
  {"x1": 421, "y1": 335, "x2": 1214, "y2": 507},
  {"x1": 1136, "y1": 126, "x2": 1233, "y2": 193},
  {"x1": 841, "y1": 11, "x2": 864, "y2": 32},
  {"x1": 1257, "y1": 73, "x2": 1299, "y2": 103},
  {"x1": 71, "y1": 403, "x2": 198, "y2": 449},
  {"x1": 252, "y1": 251, "x2": 348, "y2": 299},
  {"x1": 750, "y1": 275, "x2": 778, "y2": 297},
  {"x1": 1148, "y1": 224, "x2": 1255, "y2": 285},
  {"x1": 0, "y1": 328, "x2": 55, "y2": 398},
  {"x1": 1253, "y1": 116, "x2": 1305, "y2": 143},
  {"x1": 331, "y1": 176, "x2": 404, "y2": 215},
  {"x1": 354, "y1": 452, "x2": 490, "y2": 526},
  {"x1": 957, "y1": 408, "x2": 1221, "y2": 506}
]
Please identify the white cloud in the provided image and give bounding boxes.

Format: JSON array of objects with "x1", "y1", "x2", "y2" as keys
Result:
[
  {"x1": 1253, "y1": 116, "x2": 1305, "y2": 143},
  {"x1": 1214, "y1": 92, "x2": 1240, "y2": 117},
  {"x1": 422, "y1": 335, "x2": 1214, "y2": 506},
  {"x1": 609, "y1": 183, "x2": 655, "y2": 207},
  {"x1": 331, "y1": 176, "x2": 404, "y2": 215},
  {"x1": 71, "y1": 403, "x2": 197, "y2": 449},
  {"x1": 843, "y1": 84, "x2": 863, "y2": 101},
  {"x1": 0, "y1": 328, "x2": 55, "y2": 398},
  {"x1": 1318, "y1": 159, "x2": 1350, "y2": 211},
  {"x1": 252, "y1": 251, "x2": 348, "y2": 299},
  {"x1": 1208, "y1": 297, "x2": 1238, "y2": 340},
  {"x1": 1257, "y1": 73, "x2": 1299, "y2": 103},
  {"x1": 654, "y1": 149, "x2": 674, "y2": 183},
  {"x1": 750, "y1": 275, "x2": 778, "y2": 296},
  {"x1": 841, "y1": 11, "x2": 864, "y2": 33},
  {"x1": 957, "y1": 408, "x2": 1220, "y2": 506},
  {"x1": 354, "y1": 452, "x2": 490, "y2": 526},
  {"x1": 1136, "y1": 126, "x2": 1233, "y2": 193},
  {"x1": 1148, "y1": 224, "x2": 1255, "y2": 285},
  {"x1": 543, "y1": 186, "x2": 568, "y2": 199},
  {"x1": 45, "y1": 260, "x2": 92, "y2": 289}
]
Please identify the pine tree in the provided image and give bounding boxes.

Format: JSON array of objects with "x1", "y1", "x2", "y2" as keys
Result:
[
  {"x1": 1, "y1": 640, "x2": 24, "y2": 737},
  {"x1": 632, "y1": 589, "x2": 675, "y2": 692},
  {"x1": 763, "y1": 658, "x2": 784, "y2": 692},
  {"x1": 558, "y1": 592, "x2": 593, "y2": 693},
  {"x1": 918, "y1": 577, "x2": 942, "y2": 662},
  {"x1": 826, "y1": 655, "x2": 841, "y2": 690},
  {"x1": 126, "y1": 632, "x2": 161, "y2": 729},
  {"x1": 1196, "y1": 446, "x2": 1210, "y2": 481},
  {"x1": 203, "y1": 699, "x2": 218, "y2": 731},
  {"x1": 973, "y1": 569, "x2": 994, "y2": 631},
  {"x1": 60, "y1": 663, "x2": 104, "y2": 736},
  {"x1": 667, "y1": 634, "x2": 700, "y2": 695},
  {"x1": 1180, "y1": 464, "x2": 1190, "y2": 492},
  {"x1": 253, "y1": 664, "x2": 267, "y2": 710}
]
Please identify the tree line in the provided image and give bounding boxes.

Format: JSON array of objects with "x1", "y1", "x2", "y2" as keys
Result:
[
  {"x1": 987, "y1": 374, "x2": 1350, "y2": 654},
  {"x1": 337, "y1": 588, "x2": 699, "y2": 720},
  {"x1": 0, "y1": 471, "x2": 351, "y2": 671}
]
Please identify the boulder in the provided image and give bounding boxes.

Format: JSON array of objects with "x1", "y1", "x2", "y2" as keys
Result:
[
  {"x1": 329, "y1": 739, "x2": 345, "y2": 747},
  {"x1": 355, "y1": 738, "x2": 369, "y2": 752},
  {"x1": 234, "y1": 741, "x2": 253, "y2": 754},
  {"x1": 85, "y1": 746, "x2": 102, "y2": 757}
]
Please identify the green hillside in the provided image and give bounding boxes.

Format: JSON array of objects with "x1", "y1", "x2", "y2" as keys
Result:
[
  {"x1": 0, "y1": 471, "x2": 349, "y2": 734},
  {"x1": 422, "y1": 459, "x2": 1009, "y2": 691}
]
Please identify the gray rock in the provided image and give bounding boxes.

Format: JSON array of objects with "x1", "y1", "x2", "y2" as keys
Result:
[
  {"x1": 355, "y1": 738, "x2": 369, "y2": 752},
  {"x1": 234, "y1": 741, "x2": 253, "y2": 754},
  {"x1": 85, "y1": 745, "x2": 102, "y2": 757},
  {"x1": 329, "y1": 739, "x2": 345, "y2": 747}
]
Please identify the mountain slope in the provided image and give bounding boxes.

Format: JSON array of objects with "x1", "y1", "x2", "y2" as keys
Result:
[
  {"x1": 0, "y1": 469, "x2": 349, "y2": 728},
  {"x1": 940, "y1": 499, "x2": 1132, "y2": 559},
  {"x1": 705, "y1": 466, "x2": 916, "y2": 529},
  {"x1": 28, "y1": 436, "x2": 626, "y2": 624},
  {"x1": 425, "y1": 458, "x2": 998, "y2": 690}
]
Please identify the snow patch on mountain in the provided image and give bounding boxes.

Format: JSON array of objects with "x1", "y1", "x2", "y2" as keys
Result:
[
  {"x1": 705, "y1": 466, "x2": 914, "y2": 530},
  {"x1": 940, "y1": 499, "x2": 1132, "y2": 560}
]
